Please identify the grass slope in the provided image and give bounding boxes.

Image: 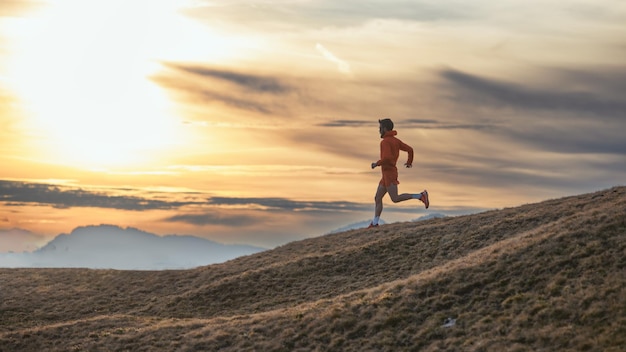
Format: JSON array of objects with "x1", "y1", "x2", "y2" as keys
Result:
[{"x1": 0, "y1": 187, "x2": 624, "y2": 351}]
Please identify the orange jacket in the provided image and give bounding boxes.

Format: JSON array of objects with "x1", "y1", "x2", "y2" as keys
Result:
[{"x1": 376, "y1": 130, "x2": 413, "y2": 170}]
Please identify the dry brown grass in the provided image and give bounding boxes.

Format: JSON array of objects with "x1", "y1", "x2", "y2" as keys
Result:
[{"x1": 1, "y1": 186, "x2": 624, "y2": 351}]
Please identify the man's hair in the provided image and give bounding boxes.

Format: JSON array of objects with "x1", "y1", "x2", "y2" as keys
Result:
[{"x1": 379, "y1": 118, "x2": 394, "y2": 131}]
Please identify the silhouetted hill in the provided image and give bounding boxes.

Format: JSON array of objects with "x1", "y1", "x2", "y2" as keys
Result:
[
  {"x1": 0, "y1": 225, "x2": 264, "y2": 269},
  {"x1": 0, "y1": 186, "x2": 624, "y2": 351},
  {"x1": 0, "y1": 228, "x2": 46, "y2": 252}
]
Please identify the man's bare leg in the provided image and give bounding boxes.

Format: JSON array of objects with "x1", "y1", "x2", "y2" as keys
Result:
[
  {"x1": 374, "y1": 184, "x2": 387, "y2": 218},
  {"x1": 372, "y1": 184, "x2": 429, "y2": 227},
  {"x1": 386, "y1": 184, "x2": 413, "y2": 203}
]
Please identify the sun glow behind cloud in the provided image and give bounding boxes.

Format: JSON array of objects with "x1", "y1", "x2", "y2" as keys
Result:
[{"x1": 2, "y1": 0, "x2": 245, "y2": 168}]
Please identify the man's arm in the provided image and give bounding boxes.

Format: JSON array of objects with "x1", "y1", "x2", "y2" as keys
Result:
[{"x1": 399, "y1": 140, "x2": 414, "y2": 167}]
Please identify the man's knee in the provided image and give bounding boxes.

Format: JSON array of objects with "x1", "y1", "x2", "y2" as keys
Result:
[{"x1": 390, "y1": 195, "x2": 401, "y2": 203}]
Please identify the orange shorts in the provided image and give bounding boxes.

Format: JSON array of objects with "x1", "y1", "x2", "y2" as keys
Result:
[{"x1": 379, "y1": 169, "x2": 399, "y2": 187}]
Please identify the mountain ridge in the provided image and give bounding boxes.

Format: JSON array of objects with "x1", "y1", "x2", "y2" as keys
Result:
[
  {"x1": 1, "y1": 224, "x2": 265, "y2": 270},
  {"x1": 0, "y1": 228, "x2": 47, "y2": 252},
  {"x1": 0, "y1": 186, "x2": 624, "y2": 351}
]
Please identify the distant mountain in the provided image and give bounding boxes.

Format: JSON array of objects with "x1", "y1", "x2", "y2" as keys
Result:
[
  {"x1": 0, "y1": 228, "x2": 47, "y2": 252},
  {"x1": 0, "y1": 225, "x2": 265, "y2": 270}
]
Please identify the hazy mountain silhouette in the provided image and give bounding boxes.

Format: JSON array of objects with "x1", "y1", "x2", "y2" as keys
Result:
[
  {"x1": 0, "y1": 225, "x2": 265, "y2": 270},
  {"x1": 0, "y1": 228, "x2": 47, "y2": 252}
]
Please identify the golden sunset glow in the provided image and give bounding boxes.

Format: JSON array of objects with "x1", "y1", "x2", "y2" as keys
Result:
[
  {"x1": 2, "y1": 0, "x2": 248, "y2": 167},
  {"x1": 1, "y1": 0, "x2": 624, "y2": 249}
]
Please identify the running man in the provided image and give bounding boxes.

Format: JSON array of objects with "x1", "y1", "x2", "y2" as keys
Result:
[{"x1": 369, "y1": 118, "x2": 429, "y2": 228}]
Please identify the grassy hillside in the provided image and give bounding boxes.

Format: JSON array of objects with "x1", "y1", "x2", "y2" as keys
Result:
[{"x1": 0, "y1": 186, "x2": 624, "y2": 351}]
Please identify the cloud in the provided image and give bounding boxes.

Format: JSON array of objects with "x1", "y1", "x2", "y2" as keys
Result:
[
  {"x1": 441, "y1": 69, "x2": 626, "y2": 119},
  {"x1": 318, "y1": 118, "x2": 497, "y2": 131},
  {"x1": 435, "y1": 68, "x2": 626, "y2": 158},
  {"x1": 155, "y1": 64, "x2": 296, "y2": 115},
  {"x1": 0, "y1": 180, "x2": 424, "y2": 217},
  {"x1": 166, "y1": 64, "x2": 293, "y2": 94},
  {"x1": 164, "y1": 213, "x2": 260, "y2": 227},
  {"x1": 158, "y1": 77, "x2": 274, "y2": 114},
  {"x1": 184, "y1": 1, "x2": 479, "y2": 32},
  {"x1": 206, "y1": 196, "x2": 373, "y2": 213},
  {"x1": 204, "y1": 196, "x2": 425, "y2": 215},
  {"x1": 503, "y1": 124, "x2": 626, "y2": 155},
  {"x1": 543, "y1": 67, "x2": 626, "y2": 99},
  {"x1": 316, "y1": 43, "x2": 352, "y2": 75},
  {"x1": 404, "y1": 119, "x2": 497, "y2": 131},
  {"x1": 317, "y1": 120, "x2": 374, "y2": 127},
  {"x1": 0, "y1": 180, "x2": 195, "y2": 211}
]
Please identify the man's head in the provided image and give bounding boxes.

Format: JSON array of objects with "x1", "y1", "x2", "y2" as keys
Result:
[{"x1": 378, "y1": 118, "x2": 394, "y2": 137}]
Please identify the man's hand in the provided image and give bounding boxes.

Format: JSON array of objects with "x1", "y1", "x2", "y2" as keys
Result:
[
  {"x1": 371, "y1": 162, "x2": 378, "y2": 169},
  {"x1": 404, "y1": 163, "x2": 412, "y2": 168}
]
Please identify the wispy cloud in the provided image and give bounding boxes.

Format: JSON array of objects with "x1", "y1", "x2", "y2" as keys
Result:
[
  {"x1": 155, "y1": 64, "x2": 297, "y2": 115},
  {"x1": 0, "y1": 180, "x2": 419, "y2": 215},
  {"x1": 155, "y1": 75, "x2": 274, "y2": 114},
  {"x1": 503, "y1": 125, "x2": 626, "y2": 156},
  {"x1": 318, "y1": 118, "x2": 497, "y2": 131},
  {"x1": 316, "y1": 43, "x2": 352, "y2": 75},
  {"x1": 441, "y1": 69, "x2": 626, "y2": 119},
  {"x1": 439, "y1": 68, "x2": 626, "y2": 156},
  {"x1": 184, "y1": 1, "x2": 479, "y2": 32},
  {"x1": 164, "y1": 213, "x2": 260, "y2": 227},
  {"x1": 166, "y1": 63, "x2": 293, "y2": 94},
  {"x1": 317, "y1": 120, "x2": 374, "y2": 127},
  {"x1": 0, "y1": 180, "x2": 194, "y2": 211},
  {"x1": 206, "y1": 197, "x2": 373, "y2": 213}
]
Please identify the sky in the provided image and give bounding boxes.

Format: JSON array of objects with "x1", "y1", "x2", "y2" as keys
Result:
[{"x1": 1, "y1": 0, "x2": 625, "y2": 249}]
